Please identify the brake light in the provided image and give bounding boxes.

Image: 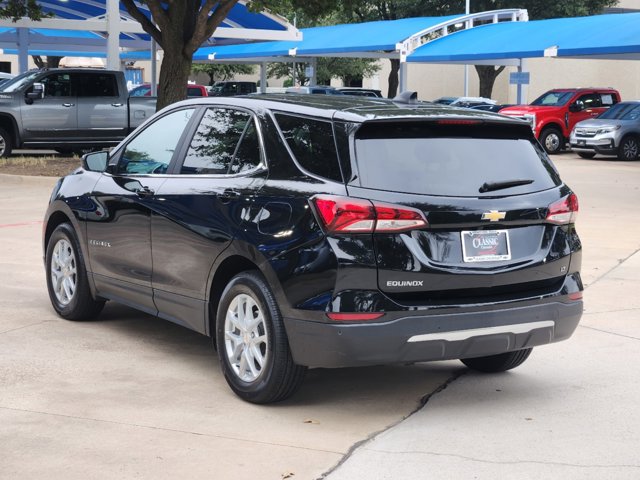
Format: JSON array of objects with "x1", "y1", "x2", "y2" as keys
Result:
[
  {"x1": 546, "y1": 193, "x2": 579, "y2": 224},
  {"x1": 327, "y1": 312, "x2": 384, "y2": 321},
  {"x1": 312, "y1": 195, "x2": 427, "y2": 233}
]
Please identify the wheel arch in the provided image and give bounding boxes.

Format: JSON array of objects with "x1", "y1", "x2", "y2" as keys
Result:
[
  {"x1": 539, "y1": 122, "x2": 564, "y2": 138},
  {"x1": 206, "y1": 254, "x2": 261, "y2": 340},
  {"x1": 0, "y1": 113, "x2": 21, "y2": 147}
]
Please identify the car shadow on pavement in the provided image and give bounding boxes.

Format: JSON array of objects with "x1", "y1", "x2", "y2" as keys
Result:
[{"x1": 92, "y1": 302, "x2": 466, "y2": 406}]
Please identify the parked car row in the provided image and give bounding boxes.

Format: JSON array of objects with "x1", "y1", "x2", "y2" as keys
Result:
[{"x1": 435, "y1": 88, "x2": 638, "y2": 161}]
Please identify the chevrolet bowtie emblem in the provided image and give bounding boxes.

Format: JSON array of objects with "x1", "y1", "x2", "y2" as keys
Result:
[{"x1": 481, "y1": 210, "x2": 506, "y2": 222}]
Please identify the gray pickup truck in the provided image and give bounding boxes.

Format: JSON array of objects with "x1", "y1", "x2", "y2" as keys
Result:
[{"x1": 0, "y1": 68, "x2": 156, "y2": 157}]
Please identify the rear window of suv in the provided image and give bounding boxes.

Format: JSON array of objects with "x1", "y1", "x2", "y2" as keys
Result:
[{"x1": 352, "y1": 122, "x2": 561, "y2": 197}]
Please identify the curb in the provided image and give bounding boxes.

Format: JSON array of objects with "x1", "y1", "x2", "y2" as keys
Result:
[{"x1": 0, "y1": 173, "x2": 59, "y2": 187}]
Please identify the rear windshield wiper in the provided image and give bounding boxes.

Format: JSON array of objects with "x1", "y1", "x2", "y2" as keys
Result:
[{"x1": 479, "y1": 179, "x2": 534, "y2": 193}]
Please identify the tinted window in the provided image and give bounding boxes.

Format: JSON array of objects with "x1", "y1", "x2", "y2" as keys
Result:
[
  {"x1": 130, "y1": 85, "x2": 151, "y2": 97},
  {"x1": 353, "y1": 123, "x2": 560, "y2": 197},
  {"x1": 187, "y1": 87, "x2": 204, "y2": 97},
  {"x1": 531, "y1": 91, "x2": 573, "y2": 106},
  {"x1": 118, "y1": 108, "x2": 194, "y2": 175},
  {"x1": 41, "y1": 73, "x2": 73, "y2": 97},
  {"x1": 77, "y1": 73, "x2": 118, "y2": 97},
  {"x1": 181, "y1": 108, "x2": 261, "y2": 175},
  {"x1": 599, "y1": 102, "x2": 640, "y2": 120},
  {"x1": 576, "y1": 93, "x2": 601, "y2": 109},
  {"x1": 275, "y1": 114, "x2": 343, "y2": 182}
]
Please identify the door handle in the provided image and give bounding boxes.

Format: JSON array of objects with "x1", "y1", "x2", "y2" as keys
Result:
[
  {"x1": 111, "y1": 103, "x2": 124, "y2": 107},
  {"x1": 136, "y1": 186, "x2": 155, "y2": 197},
  {"x1": 62, "y1": 103, "x2": 75, "y2": 107},
  {"x1": 220, "y1": 189, "x2": 240, "y2": 204}
]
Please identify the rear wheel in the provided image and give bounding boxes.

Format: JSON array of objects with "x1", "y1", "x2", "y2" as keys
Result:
[
  {"x1": 577, "y1": 152, "x2": 596, "y2": 159},
  {"x1": 45, "y1": 223, "x2": 105, "y2": 320},
  {"x1": 540, "y1": 127, "x2": 563, "y2": 154},
  {"x1": 461, "y1": 348, "x2": 533, "y2": 373},
  {"x1": 216, "y1": 271, "x2": 306, "y2": 404},
  {"x1": 0, "y1": 127, "x2": 13, "y2": 157},
  {"x1": 617, "y1": 135, "x2": 639, "y2": 161}
]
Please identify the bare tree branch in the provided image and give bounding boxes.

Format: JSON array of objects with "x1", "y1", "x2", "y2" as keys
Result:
[
  {"x1": 186, "y1": 0, "x2": 238, "y2": 54},
  {"x1": 120, "y1": 0, "x2": 163, "y2": 44}
]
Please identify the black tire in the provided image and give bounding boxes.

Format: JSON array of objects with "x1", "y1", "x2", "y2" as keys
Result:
[
  {"x1": 461, "y1": 348, "x2": 533, "y2": 373},
  {"x1": 540, "y1": 127, "x2": 564, "y2": 154},
  {"x1": 577, "y1": 152, "x2": 596, "y2": 159},
  {"x1": 617, "y1": 135, "x2": 639, "y2": 161},
  {"x1": 45, "y1": 223, "x2": 105, "y2": 320},
  {"x1": 216, "y1": 271, "x2": 306, "y2": 404},
  {"x1": 0, "y1": 127, "x2": 13, "y2": 157}
]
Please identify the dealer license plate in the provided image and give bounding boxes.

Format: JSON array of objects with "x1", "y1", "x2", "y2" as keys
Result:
[{"x1": 461, "y1": 230, "x2": 511, "y2": 263}]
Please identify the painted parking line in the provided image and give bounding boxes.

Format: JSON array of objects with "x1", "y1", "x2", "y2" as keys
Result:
[{"x1": 0, "y1": 221, "x2": 43, "y2": 228}]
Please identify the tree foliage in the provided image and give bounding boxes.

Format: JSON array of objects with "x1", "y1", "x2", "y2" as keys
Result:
[
  {"x1": 0, "y1": 0, "x2": 48, "y2": 21},
  {"x1": 191, "y1": 63, "x2": 255, "y2": 85},
  {"x1": 267, "y1": 57, "x2": 380, "y2": 87}
]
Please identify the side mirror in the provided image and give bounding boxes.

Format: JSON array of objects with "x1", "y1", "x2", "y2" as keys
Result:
[
  {"x1": 26, "y1": 82, "x2": 44, "y2": 100},
  {"x1": 82, "y1": 151, "x2": 109, "y2": 173},
  {"x1": 569, "y1": 103, "x2": 583, "y2": 113}
]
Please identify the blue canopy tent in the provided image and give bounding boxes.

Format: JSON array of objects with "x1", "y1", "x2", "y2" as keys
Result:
[
  {"x1": 193, "y1": 10, "x2": 528, "y2": 92},
  {"x1": 405, "y1": 12, "x2": 640, "y2": 102},
  {"x1": 407, "y1": 12, "x2": 640, "y2": 63},
  {"x1": 0, "y1": 0, "x2": 301, "y2": 80}
]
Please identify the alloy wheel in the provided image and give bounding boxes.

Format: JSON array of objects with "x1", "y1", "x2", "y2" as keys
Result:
[
  {"x1": 545, "y1": 133, "x2": 560, "y2": 152},
  {"x1": 50, "y1": 239, "x2": 77, "y2": 306},
  {"x1": 224, "y1": 293, "x2": 268, "y2": 382},
  {"x1": 622, "y1": 139, "x2": 639, "y2": 160}
]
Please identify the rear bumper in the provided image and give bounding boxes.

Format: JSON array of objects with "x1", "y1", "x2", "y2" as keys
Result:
[{"x1": 284, "y1": 300, "x2": 582, "y2": 368}]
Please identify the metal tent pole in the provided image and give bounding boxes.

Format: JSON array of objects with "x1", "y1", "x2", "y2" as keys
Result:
[
  {"x1": 17, "y1": 28, "x2": 28, "y2": 73},
  {"x1": 106, "y1": 0, "x2": 121, "y2": 70}
]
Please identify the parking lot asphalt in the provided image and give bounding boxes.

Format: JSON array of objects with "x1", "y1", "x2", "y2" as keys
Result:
[{"x1": 1, "y1": 153, "x2": 639, "y2": 479}]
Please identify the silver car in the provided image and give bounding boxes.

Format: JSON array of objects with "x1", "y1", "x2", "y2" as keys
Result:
[{"x1": 570, "y1": 101, "x2": 640, "y2": 160}]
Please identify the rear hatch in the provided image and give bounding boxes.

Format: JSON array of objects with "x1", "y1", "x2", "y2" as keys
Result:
[{"x1": 346, "y1": 119, "x2": 577, "y2": 306}]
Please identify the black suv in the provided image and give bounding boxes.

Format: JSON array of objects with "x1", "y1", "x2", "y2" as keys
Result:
[{"x1": 43, "y1": 94, "x2": 583, "y2": 404}]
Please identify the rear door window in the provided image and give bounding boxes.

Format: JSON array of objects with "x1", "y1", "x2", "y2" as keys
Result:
[
  {"x1": 275, "y1": 114, "x2": 343, "y2": 182},
  {"x1": 181, "y1": 107, "x2": 261, "y2": 175},
  {"x1": 352, "y1": 122, "x2": 561, "y2": 197}
]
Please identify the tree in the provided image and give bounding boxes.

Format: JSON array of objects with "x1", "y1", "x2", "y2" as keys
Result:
[
  {"x1": 119, "y1": 0, "x2": 338, "y2": 111},
  {"x1": 32, "y1": 56, "x2": 62, "y2": 69},
  {"x1": 0, "y1": 0, "x2": 48, "y2": 20},
  {"x1": 191, "y1": 63, "x2": 255, "y2": 86},
  {"x1": 119, "y1": 0, "x2": 242, "y2": 110},
  {"x1": 267, "y1": 57, "x2": 380, "y2": 87}
]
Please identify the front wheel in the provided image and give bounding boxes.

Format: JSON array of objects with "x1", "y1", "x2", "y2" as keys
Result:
[
  {"x1": 540, "y1": 127, "x2": 564, "y2": 154},
  {"x1": 216, "y1": 271, "x2": 306, "y2": 404},
  {"x1": 0, "y1": 127, "x2": 13, "y2": 157},
  {"x1": 461, "y1": 348, "x2": 533, "y2": 373},
  {"x1": 45, "y1": 223, "x2": 105, "y2": 320},
  {"x1": 617, "y1": 136, "x2": 639, "y2": 161}
]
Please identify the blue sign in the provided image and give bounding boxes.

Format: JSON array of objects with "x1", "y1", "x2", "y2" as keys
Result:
[{"x1": 509, "y1": 72, "x2": 530, "y2": 85}]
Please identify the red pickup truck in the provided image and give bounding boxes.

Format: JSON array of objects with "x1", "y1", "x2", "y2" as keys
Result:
[{"x1": 500, "y1": 88, "x2": 621, "y2": 154}]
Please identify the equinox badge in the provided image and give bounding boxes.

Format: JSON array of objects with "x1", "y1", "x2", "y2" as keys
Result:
[{"x1": 481, "y1": 210, "x2": 506, "y2": 222}]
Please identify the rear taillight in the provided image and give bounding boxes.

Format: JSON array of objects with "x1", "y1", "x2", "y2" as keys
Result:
[
  {"x1": 312, "y1": 195, "x2": 427, "y2": 233},
  {"x1": 546, "y1": 193, "x2": 579, "y2": 225}
]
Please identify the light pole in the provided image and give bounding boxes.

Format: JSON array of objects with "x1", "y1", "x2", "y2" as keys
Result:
[{"x1": 463, "y1": 0, "x2": 470, "y2": 96}]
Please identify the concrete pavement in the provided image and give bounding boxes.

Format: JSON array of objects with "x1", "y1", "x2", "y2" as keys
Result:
[
  {"x1": 1, "y1": 153, "x2": 639, "y2": 479},
  {"x1": 326, "y1": 154, "x2": 640, "y2": 479},
  {"x1": 0, "y1": 173, "x2": 457, "y2": 479}
]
